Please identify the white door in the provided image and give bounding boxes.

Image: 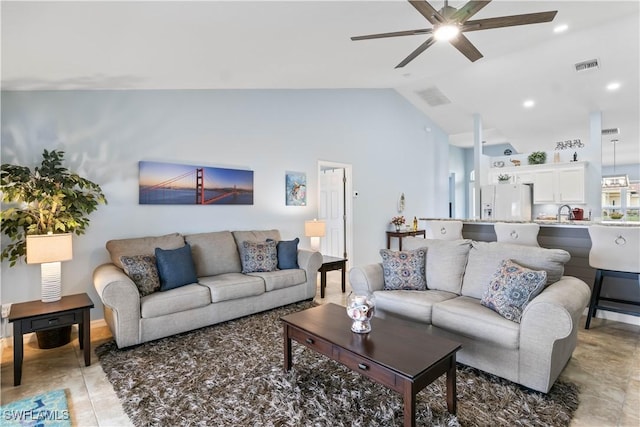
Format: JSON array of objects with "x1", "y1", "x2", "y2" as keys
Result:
[{"x1": 319, "y1": 168, "x2": 345, "y2": 257}]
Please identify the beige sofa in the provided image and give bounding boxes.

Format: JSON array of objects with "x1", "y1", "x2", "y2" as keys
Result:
[
  {"x1": 93, "y1": 229, "x2": 322, "y2": 348},
  {"x1": 349, "y1": 238, "x2": 590, "y2": 393}
]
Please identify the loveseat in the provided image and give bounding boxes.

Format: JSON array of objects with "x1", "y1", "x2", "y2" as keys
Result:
[
  {"x1": 93, "y1": 229, "x2": 322, "y2": 348},
  {"x1": 349, "y1": 238, "x2": 591, "y2": 393}
]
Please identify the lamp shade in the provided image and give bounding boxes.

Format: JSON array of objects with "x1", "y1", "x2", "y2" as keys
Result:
[
  {"x1": 305, "y1": 220, "x2": 326, "y2": 238},
  {"x1": 26, "y1": 233, "x2": 73, "y2": 264}
]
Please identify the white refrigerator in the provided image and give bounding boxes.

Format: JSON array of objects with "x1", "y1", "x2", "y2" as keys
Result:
[{"x1": 481, "y1": 184, "x2": 533, "y2": 221}]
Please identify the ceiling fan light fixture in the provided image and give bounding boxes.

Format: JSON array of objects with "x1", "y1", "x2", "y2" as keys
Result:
[{"x1": 434, "y1": 24, "x2": 459, "y2": 41}]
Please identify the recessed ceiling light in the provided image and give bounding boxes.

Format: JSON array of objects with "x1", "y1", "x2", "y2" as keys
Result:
[
  {"x1": 554, "y1": 24, "x2": 569, "y2": 33},
  {"x1": 606, "y1": 82, "x2": 621, "y2": 91},
  {"x1": 523, "y1": 100, "x2": 535, "y2": 108}
]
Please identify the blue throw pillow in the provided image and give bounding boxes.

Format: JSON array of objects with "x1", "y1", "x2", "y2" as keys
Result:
[
  {"x1": 275, "y1": 238, "x2": 299, "y2": 270},
  {"x1": 155, "y1": 244, "x2": 198, "y2": 291}
]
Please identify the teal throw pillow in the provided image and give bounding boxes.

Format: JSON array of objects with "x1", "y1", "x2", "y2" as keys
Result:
[
  {"x1": 275, "y1": 238, "x2": 299, "y2": 269},
  {"x1": 155, "y1": 244, "x2": 198, "y2": 291},
  {"x1": 481, "y1": 259, "x2": 547, "y2": 323},
  {"x1": 380, "y1": 248, "x2": 427, "y2": 291}
]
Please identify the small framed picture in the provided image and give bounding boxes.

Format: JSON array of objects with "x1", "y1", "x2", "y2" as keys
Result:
[{"x1": 285, "y1": 172, "x2": 306, "y2": 206}]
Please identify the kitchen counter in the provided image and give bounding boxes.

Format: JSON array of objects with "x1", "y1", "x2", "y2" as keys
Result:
[{"x1": 419, "y1": 218, "x2": 640, "y2": 228}]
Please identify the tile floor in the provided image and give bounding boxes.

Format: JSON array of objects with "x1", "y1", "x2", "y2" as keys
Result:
[{"x1": 1, "y1": 273, "x2": 638, "y2": 426}]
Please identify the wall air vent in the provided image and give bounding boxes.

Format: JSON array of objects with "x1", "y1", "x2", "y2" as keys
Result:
[
  {"x1": 574, "y1": 59, "x2": 599, "y2": 72},
  {"x1": 416, "y1": 86, "x2": 451, "y2": 107},
  {"x1": 602, "y1": 128, "x2": 620, "y2": 136}
]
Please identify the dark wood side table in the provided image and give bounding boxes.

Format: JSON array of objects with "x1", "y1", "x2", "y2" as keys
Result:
[
  {"x1": 386, "y1": 230, "x2": 426, "y2": 250},
  {"x1": 8, "y1": 293, "x2": 94, "y2": 386},
  {"x1": 318, "y1": 255, "x2": 348, "y2": 298}
]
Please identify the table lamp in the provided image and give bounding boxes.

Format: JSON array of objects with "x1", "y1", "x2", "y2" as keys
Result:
[
  {"x1": 26, "y1": 233, "x2": 73, "y2": 303},
  {"x1": 304, "y1": 219, "x2": 326, "y2": 252}
]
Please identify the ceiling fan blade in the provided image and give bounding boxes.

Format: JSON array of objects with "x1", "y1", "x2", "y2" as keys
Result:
[
  {"x1": 450, "y1": 1, "x2": 492, "y2": 23},
  {"x1": 463, "y1": 11, "x2": 558, "y2": 32},
  {"x1": 449, "y1": 33, "x2": 483, "y2": 62},
  {"x1": 395, "y1": 36, "x2": 436, "y2": 68},
  {"x1": 408, "y1": 0, "x2": 443, "y2": 25},
  {"x1": 351, "y1": 28, "x2": 432, "y2": 41}
]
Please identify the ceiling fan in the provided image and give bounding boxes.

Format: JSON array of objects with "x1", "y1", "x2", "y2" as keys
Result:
[{"x1": 351, "y1": 0, "x2": 558, "y2": 68}]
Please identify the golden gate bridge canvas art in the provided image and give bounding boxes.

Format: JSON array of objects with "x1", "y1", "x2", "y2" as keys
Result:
[{"x1": 139, "y1": 161, "x2": 254, "y2": 205}]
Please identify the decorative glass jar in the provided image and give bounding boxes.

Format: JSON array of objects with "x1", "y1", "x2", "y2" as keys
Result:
[{"x1": 346, "y1": 292, "x2": 375, "y2": 334}]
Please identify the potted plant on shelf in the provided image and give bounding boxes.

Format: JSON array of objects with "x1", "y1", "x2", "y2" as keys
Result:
[
  {"x1": 528, "y1": 151, "x2": 547, "y2": 165},
  {"x1": 1, "y1": 149, "x2": 107, "y2": 347},
  {"x1": 391, "y1": 216, "x2": 405, "y2": 232},
  {"x1": 497, "y1": 174, "x2": 511, "y2": 184}
]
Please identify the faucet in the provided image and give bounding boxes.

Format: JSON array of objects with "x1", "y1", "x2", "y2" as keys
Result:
[{"x1": 557, "y1": 204, "x2": 574, "y2": 222}]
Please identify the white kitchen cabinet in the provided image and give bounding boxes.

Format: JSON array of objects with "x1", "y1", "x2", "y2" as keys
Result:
[{"x1": 533, "y1": 164, "x2": 585, "y2": 204}]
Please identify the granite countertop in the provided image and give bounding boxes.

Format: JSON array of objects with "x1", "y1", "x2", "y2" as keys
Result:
[{"x1": 418, "y1": 218, "x2": 640, "y2": 228}]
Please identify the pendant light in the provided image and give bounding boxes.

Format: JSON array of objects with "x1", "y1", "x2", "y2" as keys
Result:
[{"x1": 601, "y1": 139, "x2": 629, "y2": 189}]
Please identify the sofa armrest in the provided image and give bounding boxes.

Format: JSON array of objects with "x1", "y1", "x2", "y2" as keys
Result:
[
  {"x1": 297, "y1": 249, "x2": 323, "y2": 297},
  {"x1": 349, "y1": 263, "x2": 385, "y2": 294},
  {"x1": 518, "y1": 276, "x2": 591, "y2": 392},
  {"x1": 93, "y1": 263, "x2": 141, "y2": 348}
]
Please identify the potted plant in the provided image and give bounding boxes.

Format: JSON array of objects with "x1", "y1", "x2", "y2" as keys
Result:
[
  {"x1": 528, "y1": 151, "x2": 547, "y2": 165},
  {"x1": 391, "y1": 216, "x2": 405, "y2": 231},
  {"x1": 1, "y1": 149, "x2": 107, "y2": 347},
  {"x1": 497, "y1": 174, "x2": 511, "y2": 183},
  {"x1": 1, "y1": 149, "x2": 107, "y2": 265}
]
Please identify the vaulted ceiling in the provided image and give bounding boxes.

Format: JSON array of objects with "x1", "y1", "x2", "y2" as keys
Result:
[{"x1": 2, "y1": 1, "x2": 638, "y2": 165}]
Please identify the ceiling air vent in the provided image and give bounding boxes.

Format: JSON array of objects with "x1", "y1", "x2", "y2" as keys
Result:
[
  {"x1": 602, "y1": 128, "x2": 620, "y2": 136},
  {"x1": 574, "y1": 59, "x2": 599, "y2": 72},
  {"x1": 416, "y1": 86, "x2": 451, "y2": 107}
]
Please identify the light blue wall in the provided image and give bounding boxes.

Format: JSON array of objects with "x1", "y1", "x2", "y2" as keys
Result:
[{"x1": 0, "y1": 89, "x2": 449, "y2": 318}]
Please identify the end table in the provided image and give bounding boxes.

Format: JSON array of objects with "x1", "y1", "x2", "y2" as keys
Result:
[
  {"x1": 318, "y1": 255, "x2": 348, "y2": 298},
  {"x1": 8, "y1": 293, "x2": 94, "y2": 386}
]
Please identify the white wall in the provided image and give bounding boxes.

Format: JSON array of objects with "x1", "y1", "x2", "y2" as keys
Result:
[{"x1": 1, "y1": 89, "x2": 449, "y2": 319}]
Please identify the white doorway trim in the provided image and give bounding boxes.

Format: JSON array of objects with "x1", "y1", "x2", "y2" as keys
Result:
[{"x1": 318, "y1": 160, "x2": 353, "y2": 264}]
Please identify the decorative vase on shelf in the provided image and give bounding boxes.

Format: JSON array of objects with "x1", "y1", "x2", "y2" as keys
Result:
[
  {"x1": 346, "y1": 292, "x2": 375, "y2": 334},
  {"x1": 395, "y1": 225, "x2": 401, "y2": 232}
]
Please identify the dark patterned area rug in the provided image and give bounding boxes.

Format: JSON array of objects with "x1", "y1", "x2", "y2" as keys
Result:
[{"x1": 96, "y1": 301, "x2": 579, "y2": 426}]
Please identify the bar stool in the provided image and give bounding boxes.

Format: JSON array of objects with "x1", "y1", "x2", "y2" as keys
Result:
[
  {"x1": 494, "y1": 222, "x2": 540, "y2": 247},
  {"x1": 585, "y1": 225, "x2": 640, "y2": 329},
  {"x1": 424, "y1": 221, "x2": 463, "y2": 241}
]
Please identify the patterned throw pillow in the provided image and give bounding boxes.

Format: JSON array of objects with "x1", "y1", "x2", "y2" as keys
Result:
[
  {"x1": 481, "y1": 259, "x2": 547, "y2": 323},
  {"x1": 239, "y1": 240, "x2": 278, "y2": 273},
  {"x1": 380, "y1": 248, "x2": 427, "y2": 291},
  {"x1": 120, "y1": 255, "x2": 161, "y2": 296}
]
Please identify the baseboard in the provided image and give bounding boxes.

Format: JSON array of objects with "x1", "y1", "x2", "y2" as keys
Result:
[{"x1": 582, "y1": 307, "x2": 640, "y2": 326}]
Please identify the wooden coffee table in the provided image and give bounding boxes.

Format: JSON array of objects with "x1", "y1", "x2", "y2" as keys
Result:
[{"x1": 282, "y1": 303, "x2": 461, "y2": 426}]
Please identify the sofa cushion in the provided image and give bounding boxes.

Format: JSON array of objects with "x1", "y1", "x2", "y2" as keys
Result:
[
  {"x1": 140, "y1": 284, "x2": 211, "y2": 318},
  {"x1": 248, "y1": 269, "x2": 306, "y2": 291},
  {"x1": 461, "y1": 241, "x2": 570, "y2": 299},
  {"x1": 404, "y1": 238, "x2": 472, "y2": 294},
  {"x1": 155, "y1": 244, "x2": 198, "y2": 291},
  {"x1": 275, "y1": 238, "x2": 300, "y2": 270},
  {"x1": 374, "y1": 289, "x2": 458, "y2": 324},
  {"x1": 185, "y1": 231, "x2": 242, "y2": 276},
  {"x1": 380, "y1": 248, "x2": 427, "y2": 290},
  {"x1": 198, "y1": 273, "x2": 265, "y2": 303},
  {"x1": 432, "y1": 296, "x2": 520, "y2": 349},
  {"x1": 119, "y1": 255, "x2": 160, "y2": 296},
  {"x1": 238, "y1": 240, "x2": 278, "y2": 273},
  {"x1": 106, "y1": 233, "x2": 184, "y2": 269},
  {"x1": 232, "y1": 230, "x2": 281, "y2": 248},
  {"x1": 481, "y1": 259, "x2": 547, "y2": 323}
]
